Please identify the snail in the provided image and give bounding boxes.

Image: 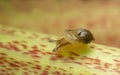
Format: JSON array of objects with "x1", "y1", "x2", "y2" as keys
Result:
[{"x1": 49, "y1": 28, "x2": 95, "y2": 52}]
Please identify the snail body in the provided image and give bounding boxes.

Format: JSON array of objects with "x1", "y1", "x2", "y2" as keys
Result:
[{"x1": 51, "y1": 28, "x2": 95, "y2": 52}]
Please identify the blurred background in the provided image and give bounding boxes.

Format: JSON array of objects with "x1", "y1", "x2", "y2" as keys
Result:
[{"x1": 0, "y1": 0, "x2": 120, "y2": 48}]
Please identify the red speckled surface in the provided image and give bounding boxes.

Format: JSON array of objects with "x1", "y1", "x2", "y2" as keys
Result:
[{"x1": 0, "y1": 25, "x2": 120, "y2": 75}]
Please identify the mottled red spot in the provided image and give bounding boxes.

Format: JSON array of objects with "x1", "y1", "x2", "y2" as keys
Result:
[
  {"x1": 0, "y1": 74, "x2": 5, "y2": 75},
  {"x1": 34, "y1": 71, "x2": 38, "y2": 74},
  {"x1": 21, "y1": 63, "x2": 27, "y2": 67},
  {"x1": 41, "y1": 71, "x2": 48, "y2": 75},
  {"x1": 44, "y1": 67, "x2": 50, "y2": 71},
  {"x1": 94, "y1": 66, "x2": 106, "y2": 72},
  {"x1": 52, "y1": 71, "x2": 61, "y2": 75},
  {"x1": 9, "y1": 44, "x2": 20, "y2": 51},
  {"x1": 31, "y1": 46, "x2": 38, "y2": 49},
  {"x1": 27, "y1": 62, "x2": 33, "y2": 65},
  {"x1": 104, "y1": 63, "x2": 112, "y2": 68},
  {"x1": 34, "y1": 65, "x2": 41, "y2": 70},
  {"x1": 50, "y1": 56, "x2": 58, "y2": 61},
  {"x1": 103, "y1": 51, "x2": 111, "y2": 54},
  {"x1": 6, "y1": 68, "x2": 12, "y2": 71},
  {"x1": 24, "y1": 72, "x2": 29, "y2": 75},
  {"x1": 23, "y1": 52, "x2": 30, "y2": 54},
  {"x1": 40, "y1": 44, "x2": 47, "y2": 47},
  {"x1": 4, "y1": 45, "x2": 10, "y2": 50},
  {"x1": 46, "y1": 65, "x2": 51, "y2": 68},
  {"x1": 74, "y1": 62, "x2": 82, "y2": 65},
  {"x1": 22, "y1": 67, "x2": 28, "y2": 70},
  {"x1": 62, "y1": 73, "x2": 66, "y2": 75},
  {"x1": 84, "y1": 62, "x2": 92, "y2": 65},
  {"x1": 21, "y1": 44, "x2": 27, "y2": 49},
  {"x1": 69, "y1": 52, "x2": 79, "y2": 56},
  {"x1": 34, "y1": 61, "x2": 40, "y2": 63},
  {"x1": 0, "y1": 53, "x2": 7, "y2": 56},
  {"x1": 3, "y1": 59, "x2": 8, "y2": 62},
  {"x1": 32, "y1": 55, "x2": 41, "y2": 58},
  {"x1": 69, "y1": 73, "x2": 73, "y2": 75},
  {"x1": 1, "y1": 69, "x2": 6, "y2": 72},
  {"x1": 7, "y1": 42, "x2": 12, "y2": 45},
  {"x1": 0, "y1": 42, "x2": 4, "y2": 47},
  {"x1": 12, "y1": 73, "x2": 15, "y2": 75},
  {"x1": 59, "y1": 68, "x2": 66, "y2": 72},
  {"x1": 40, "y1": 51, "x2": 46, "y2": 55},
  {"x1": 0, "y1": 57, "x2": 6, "y2": 60},
  {"x1": 9, "y1": 58, "x2": 14, "y2": 60},
  {"x1": 113, "y1": 59, "x2": 120, "y2": 62},
  {"x1": 113, "y1": 69, "x2": 120, "y2": 73},
  {"x1": 6, "y1": 30, "x2": 16, "y2": 35},
  {"x1": 116, "y1": 63, "x2": 120, "y2": 68},
  {"x1": 90, "y1": 45, "x2": 95, "y2": 48},
  {"x1": 14, "y1": 61, "x2": 20, "y2": 64},
  {"x1": 46, "y1": 52, "x2": 54, "y2": 55},
  {"x1": 55, "y1": 71, "x2": 61, "y2": 75},
  {"x1": 93, "y1": 74, "x2": 97, "y2": 75},
  {"x1": 29, "y1": 50, "x2": 40, "y2": 54},
  {"x1": 56, "y1": 54, "x2": 63, "y2": 58},
  {"x1": 1, "y1": 65, "x2": 6, "y2": 68},
  {"x1": 97, "y1": 48, "x2": 103, "y2": 51},
  {"x1": 93, "y1": 58, "x2": 101, "y2": 65},
  {"x1": 9, "y1": 63, "x2": 19, "y2": 67},
  {"x1": 81, "y1": 56, "x2": 101, "y2": 65},
  {"x1": 13, "y1": 41, "x2": 20, "y2": 44},
  {"x1": 14, "y1": 67, "x2": 19, "y2": 70},
  {"x1": 68, "y1": 57, "x2": 75, "y2": 60}
]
